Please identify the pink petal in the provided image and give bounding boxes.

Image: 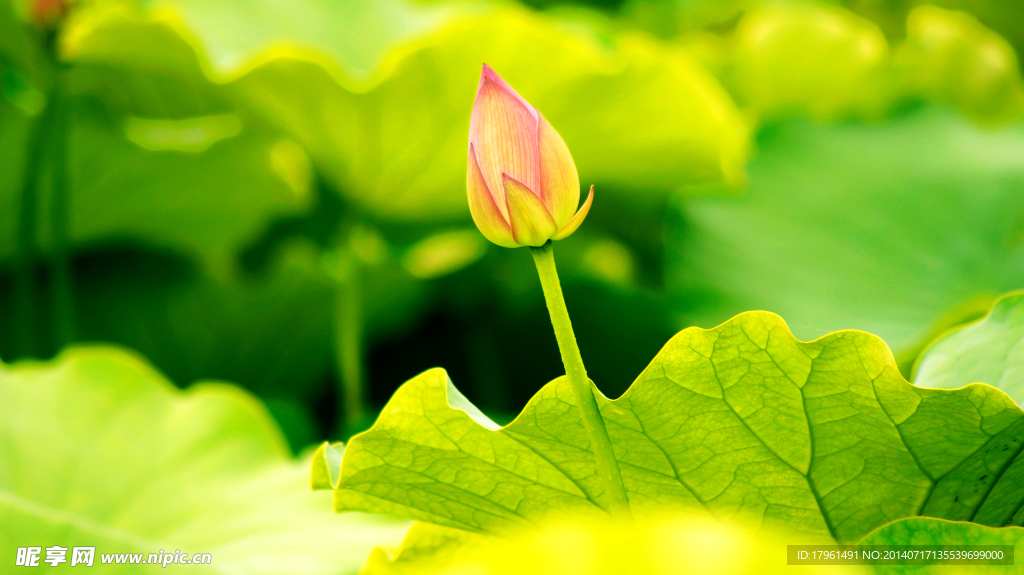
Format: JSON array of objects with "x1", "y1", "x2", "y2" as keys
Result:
[
  {"x1": 467, "y1": 146, "x2": 517, "y2": 248},
  {"x1": 537, "y1": 115, "x2": 580, "y2": 227},
  {"x1": 469, "y1": 65, "x2": 541, "y2": 219}
]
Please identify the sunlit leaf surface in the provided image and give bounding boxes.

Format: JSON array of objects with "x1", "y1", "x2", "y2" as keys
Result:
[
  {"x1": 915, "y1": 291, "x2": 1024, "y2": 406},
  {"x1": 329, "y1": 311, "x2": 1024, "y2": 544},
  {"x1": 359, "y1": 514, "x2": 1023, "y2": 574},
  {"x1": 0, "y1": 346, "x2": 408, "y2": 574},
  {"x1": 359, "y1": 516, "x2": 859, "y2": 575}
]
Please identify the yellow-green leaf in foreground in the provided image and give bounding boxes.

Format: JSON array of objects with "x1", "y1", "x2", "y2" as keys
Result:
[
  {"x1": 328, "y1": 311, "x2": 1024, "y2": 545},
  {"x1": 361, "y1": 515, "x2": 1023, "y2": 575},
  {"x1": 914, "y1": 292, "x2": 1024, "y2": 407},
  {"x1": 0, "y1": 347, "x2": 408, "y2": 574},
  {"x1": 359, "y1": 523, "x2": 485, "y2": 575},
  {"x1": 359, "y1": 516, "x2": 859, "y2": 575}
]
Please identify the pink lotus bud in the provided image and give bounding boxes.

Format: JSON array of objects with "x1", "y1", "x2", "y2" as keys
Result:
[{"x1": 467, "y1": 65, "x2": 593, "y2": 248}]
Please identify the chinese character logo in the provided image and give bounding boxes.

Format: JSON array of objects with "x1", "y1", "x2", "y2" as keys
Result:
[
  {"x1": 72, "y1": 547, "x2": 95, "y2": 567},
  {"x1": 45, "y1": 546, "x2": 68, "y2": 567},
  {"x1": 15, "y1": 547, "x2": 41, "y2": 567}
]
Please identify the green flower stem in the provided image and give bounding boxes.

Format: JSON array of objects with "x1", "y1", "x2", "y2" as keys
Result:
[
  {"x1": 530, "y1": 241, "x2": 632, "y2": 521},
  {"x1": 14, "y1": 57, "x2": 61, "y2": 357},
  {"x1": 13, "y1": 101, "x2": 48, "y2": 357},
  {"x1": 15, "y1": 34, "x2": 75, "y2": 358},
  {"x1": 50, "y1": 65, "x2": 75, "y2": 348},
  {"x1": 333, "y1": 253, "x2": 367, "y2": 437}
]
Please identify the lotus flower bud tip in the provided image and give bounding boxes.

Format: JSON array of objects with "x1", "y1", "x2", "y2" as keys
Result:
[{"x1": 467, "y1": 65, "x2": 592, "y2": 248}]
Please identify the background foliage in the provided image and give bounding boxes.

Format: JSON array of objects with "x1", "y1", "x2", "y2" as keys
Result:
[{"x1": 2, "y1": 0, "x2": 1024, "y2": 572}]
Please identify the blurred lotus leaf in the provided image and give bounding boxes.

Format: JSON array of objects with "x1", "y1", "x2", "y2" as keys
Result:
[
  {"x1": 205, "y1": 2, "x2": 749, "y2": 218},
  {"x1": 0, "y1": 346, "x2": 409, "y2": 574},
  {"x1": 670, "y1": 107, "x2": 1024, "y2": 365},
  {"x1": 620, "y1": 0, "x2": 755, "y2": 40},
  {"x1": 323, "y1": 311, "x2": 1024, "y2": 544},
  {"x1": 65, "y1": 108, "x2": 311, "y2": 273},
  {"x1": 723, "y1": 3, "x2": 891, "y2": 122},
  {"x1": 915, "y1": 291, "x2": 1024, "y2": 406},
  {"x1": 895, "y1": 5, "x2": 1024, "y2": 125},
  {"x1": 144, "y1": 0, "x2": 456, "y2": 81},
  {"x1": 29, "y1": 0, "x2": 751, "y2": 224},
  {"x1": 840, "y1": 0, "x2": 1024, "y2": 75},
  {"x1": 0, "y1": 3, "x2": 313, "y2": 273},
  {"x1": 713, "y1": 3, "x2": 1024, "y2": 125}
]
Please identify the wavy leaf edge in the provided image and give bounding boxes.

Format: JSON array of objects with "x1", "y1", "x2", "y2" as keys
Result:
[{"x1": 330, "y1": 309, "x2": 1024, "y2": 545}]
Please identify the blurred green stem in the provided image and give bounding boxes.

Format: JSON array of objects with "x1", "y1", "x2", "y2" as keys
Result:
[
  {"x1": 333, "y1": 253, "x2": 366, "y2": 437},
  {"x1": 50, "y1": 65, "x2": 75, "y2": 348},
  {"x1": 15, "y1": 37, "x2": 75, "y2": 358},
  {"x1": 14, "y1": 72, "x2": 58, "y2": 357},
  {"x1": 13, "y1": 110, "x2": 46, "y2": 357},
  {"x1": 530, "y1": 241, "x2": 632, "y2": 521}
]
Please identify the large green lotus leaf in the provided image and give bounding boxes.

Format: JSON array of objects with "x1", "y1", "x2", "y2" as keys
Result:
[
  {"x1": 0, "y1": 346, "x2": 409, "y2": 574},
  {"x1": 914, "y1": 292, "x2": 1024, "y2": 407},
  {"x1": 858, "y1": 517, "x2": 1024, "y2": 574},
  {"x1": 669, "y1": 107, "x2": 1024, "y2": 364},
  {"x1": 358, "y1": 515, "x2": 860, "y2": 575},
  {"x1": 0, "y1": 5, "x2": 312, "y2": 272},
  {"x1": 324, "y1": 310, "x2": 1024, "y2": 545},
  {"x1": 228, "y1": 3, "x2": 749, "y2": 220}
]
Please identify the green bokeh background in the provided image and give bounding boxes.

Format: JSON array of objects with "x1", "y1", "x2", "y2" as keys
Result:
[{"x1": 2, "y1": 0, "x2": 1022, "y2": 456}]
